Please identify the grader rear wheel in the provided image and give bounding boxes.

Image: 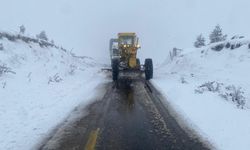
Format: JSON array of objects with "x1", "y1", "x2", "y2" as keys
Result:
[
  {"x1": 136, "y1": 58, "x2": 141, "y2": 69},
  {"x1": 145, "y1": 58, "x2": 153, "y2": 80},
  {"x1": 112, "y1": 59, "x2": 119, "y2": 81}
]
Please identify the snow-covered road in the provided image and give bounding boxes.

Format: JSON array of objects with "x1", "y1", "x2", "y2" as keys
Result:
[{"x1": 39, "y1": 79, "x2": 210, "y2": 150}]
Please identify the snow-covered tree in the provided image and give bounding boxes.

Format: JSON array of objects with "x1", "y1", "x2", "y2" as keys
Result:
[
  {"x1": 194, "y1": 34, "x2": 206, "y2": 48},
  {"x1": 19, "y1": 25, "x2": 25, "y2": 34},
  {"x1": 36, "y1": 31, "x2": 48, "y2": 41},
  {"x1": 209, "y1": 24, "x2": 227, "y2": 43}
]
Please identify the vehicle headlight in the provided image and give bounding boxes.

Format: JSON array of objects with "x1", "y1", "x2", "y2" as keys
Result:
[{"x1": 123, "y1": 45, "x2": 127, "y2": 48}]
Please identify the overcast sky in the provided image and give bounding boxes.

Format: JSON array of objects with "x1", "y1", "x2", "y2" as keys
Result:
[{"x1": 1, "y1": 0, "x2": 250, "y2": 64}]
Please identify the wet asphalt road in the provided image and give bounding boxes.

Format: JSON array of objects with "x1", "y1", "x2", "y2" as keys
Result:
[{"x1": 39, "y1": 79, "x2": 210, "y2": 150}]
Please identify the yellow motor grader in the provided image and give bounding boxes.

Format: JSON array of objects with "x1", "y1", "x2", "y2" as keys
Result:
[{"x1": 109, "y1": 33, "x2": 153, "y2": 81}]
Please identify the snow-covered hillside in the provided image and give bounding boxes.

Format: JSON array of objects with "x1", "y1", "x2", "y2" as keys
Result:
[
  {"x1": 0, "y1": 32, "x2": 108, "y2": 150},
  {"x1": 153, "y1": 39, "x2": 250, "y2": 150}
]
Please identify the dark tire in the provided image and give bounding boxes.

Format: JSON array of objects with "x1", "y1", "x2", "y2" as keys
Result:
[
  {"x1": 145, "y1": 58, "x2": 153, "y2": 80},
  {"x1": 112, "y1": 59, "x2": 119, "y2": 81},
  {"x1": 136, "y1": 58, "x2": 141, "y2": 69}
]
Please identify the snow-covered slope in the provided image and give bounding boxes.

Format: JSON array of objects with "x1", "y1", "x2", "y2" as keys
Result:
[
  {"x1": 153, "y1": 39, "x2": 250, "y2": 150},
  {"x1": 0, "y1": 32, "x2": 108, "y2": 150}
]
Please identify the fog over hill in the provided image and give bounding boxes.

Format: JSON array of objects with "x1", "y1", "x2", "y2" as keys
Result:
[{"x1": 1, "y1": 0, "x2": 250, "y2": 64}]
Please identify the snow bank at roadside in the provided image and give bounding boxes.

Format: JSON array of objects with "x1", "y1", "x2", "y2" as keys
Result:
[
  {"x1": 0, "y1": 32, "x2": 109, "y2": 150},
  {"x1": 153, "y1": 39, "x2": 250, "y2": 150}
]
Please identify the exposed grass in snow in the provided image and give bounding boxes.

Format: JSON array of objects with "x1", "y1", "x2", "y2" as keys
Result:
[{"x1": 195, "y1": 81, "x2": 246, "y2": 109}]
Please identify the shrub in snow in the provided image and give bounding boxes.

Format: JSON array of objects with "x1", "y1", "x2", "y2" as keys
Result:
[
  {"x1": 0, "y1": 32, "x2": 16, "y2": 41},
  {"x1": 27, "y1": 72, "x2": 32, "y2": 82},
  {"x1": 48, "y1": 73, "x2": 62, "y2": 84},
  {"x1": 51, "y1": 40, "x2": 54, "y2": 45},
  {"x1": 230, "y1": 42, "x2": 242, "y2": 50},
  {"x1": 36, "y1": 31, "x2": 48, "y2": 41},
  {"x1": 209, "y1": 24, "x2": 227, "y2": 43},
  {"x1": 248, "y1": 43, "x2": 250, "y2": 49},
  {"x1": 69, "y1": 64, "x2": 77, "y2": 75},
  {"x1": 231, "y1": 35, "x2": 244, "y2": 40},
  {"x1": 39, "y1": 40, "x2": 54, "y2": 48},
  {"x1": 0, "y1": 43, "x2": 3, "y2": 50},
  {"x1": 225, "y1": 42, "x2": 231, "y2": 49},
  {"x1": 222, "y1": 85, "x2": 246, "y2": 109},
  {"x1": 196, "y1": 82, "x2": 246, "y2": 109},
  {"x1": 0, "y1": 64, "x2": 15, "y2": 76},
  {"x1": 60, "y1": 47, "x2": 67, "y2": 52},
  {"x1": 231, "y1": 44, "x2": 235, "y2": 50},
  {"x1": 2, "y1": 82, "x2": 6, "y2": 88},
  {"x1": 0, "y1": 31, "x2": 62, "y2": 50},
  {"x1": 211, "y1": 43, "x2": 224, "y2": 51},
  {"x1": 194, "y1": 34, "x2": 206, "y2": 48},
  {"x1": 4, "y1": 33, "x2": 16, "y2": 41},
  {"x1": 235, "y1": 43, "x2": 242, "y2": 49},
  {"x1": 180, "y1": 77, "x2": 188, "y2": 84},
  {"x1": 195, "y1": 81, "x2": 222, "y2": 93},
  {"x1": 19, "y1": 25, "x2": 25, "y2": 34}
]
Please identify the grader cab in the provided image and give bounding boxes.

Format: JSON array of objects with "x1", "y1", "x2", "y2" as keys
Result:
[{"x1": 110, "y1": 33, "x2": 153, "y2": 81}]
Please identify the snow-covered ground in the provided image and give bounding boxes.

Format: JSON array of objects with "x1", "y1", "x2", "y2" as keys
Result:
[
  {"x1": 0, "y1": 32, "x2": 109, "y2": 150},
  {"x1": 153, "y1": 39, "x2": 250, "y2": 150}
]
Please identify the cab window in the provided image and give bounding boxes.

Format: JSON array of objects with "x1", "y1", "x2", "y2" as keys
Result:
[{"x1": 120, "y1": 36, "x2": 134, "y2": 45}]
